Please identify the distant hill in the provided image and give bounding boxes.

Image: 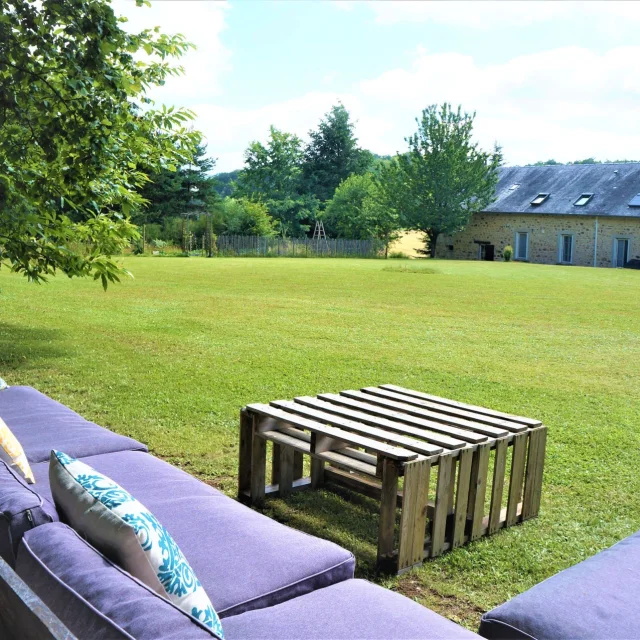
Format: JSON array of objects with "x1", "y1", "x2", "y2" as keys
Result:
[{"x1": 213, "y1": 170, "x2": 240, "y2": 197}]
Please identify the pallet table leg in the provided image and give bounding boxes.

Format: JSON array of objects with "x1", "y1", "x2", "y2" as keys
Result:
[
  {"x1": 488, "y1": 438, "x2": 508, "y2": 534},
  {"x1": 238, "y1": 409, "x2": 253, "y2": 502},
  {"x1": 522, "y1": 427, "x2": 547, "y2": 520},
  {"x1": 293, "y1": 451, "x2": 304, "y2": 480},
  {"x1": 377, "y1": 458, "x2": 399, "y2": 573},
  {"x1": 431, "y1": 455, "x2": 453, "y2": 557},
  {"x1": 468, "y1": 443, "x2": 490, "y2": 541},
  {"x1": 279, "y1": 446, "x2": 295, "y2": 497},
  {"x1": 311, "y1": 458, "x2": 325, "y2": 489},
  {"x1": 506, "y1": 432, "x2": 527, "y2": 526},
  {"x1": 452, "y1": 447, "x2": 473, "y2": 548},
  {"x1": 398, "y1": 458, "x2": 431, "y2": 572},
  {"x1": 250, "y1": 416, "x2": 267, "y2": 507},
  {"x1": 271, "y1": 443, "x2": 281, "y2": 485}
]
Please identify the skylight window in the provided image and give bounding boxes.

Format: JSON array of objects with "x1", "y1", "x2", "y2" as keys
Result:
[
  {"x1": 530, "y1": 193, "x2": 549, "y2": 206},
  {"x1": 508, "y1": 183, "x2": 520, "y2": 191},
  {"x1": 629, "y1": 194, "x2": 640, "y2": 207},
  {"x1": 574, "y1": 193, "x2": 593, "y2": 206}
]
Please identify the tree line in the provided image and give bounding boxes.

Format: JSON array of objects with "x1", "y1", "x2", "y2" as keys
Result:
[{"x1": 138, "y1": 103, "x2": 503, "y2": 257}]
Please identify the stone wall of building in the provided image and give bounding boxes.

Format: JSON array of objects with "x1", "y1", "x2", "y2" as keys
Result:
[{"x1": 435, "y1": 213, "x2": 640, "y2": 267}]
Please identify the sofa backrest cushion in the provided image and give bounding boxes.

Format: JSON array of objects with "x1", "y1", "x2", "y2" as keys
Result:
[
  {"x1": 17, "y1": 523, "x2": 219, "y2": 640},
  {"x1": 0, "y1": 386, "x2": 147, "y2": 463},
  {"x1": 0, "y1": 459, "x2": 57, "y2": 566},
  {"x1": 50, "y1": 451, "x2": 224, "y2": 638}
]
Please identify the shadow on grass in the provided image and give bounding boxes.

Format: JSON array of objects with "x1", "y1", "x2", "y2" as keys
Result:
[
  {"x1": 262, "y1": 482, "x2": 398, "y2": 577},
  {"x1": 0, "y1": 322, "x2": 65, "y2": 369}
]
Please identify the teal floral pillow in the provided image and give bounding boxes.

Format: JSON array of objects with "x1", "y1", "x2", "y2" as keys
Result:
[{"x1": 49, "y1": 450, "x2": 224, "y2": 638}]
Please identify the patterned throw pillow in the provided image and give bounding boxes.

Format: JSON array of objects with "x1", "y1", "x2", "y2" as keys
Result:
[
  {"x1": 0, "y1": 417, "x2": 35, "y2": 484},
  {"x1": 49, "y1": 450, "x2": 224, "y2": 638}
]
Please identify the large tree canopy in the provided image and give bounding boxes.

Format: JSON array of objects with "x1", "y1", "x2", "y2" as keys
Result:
[
  {"x1": 136, "y1": 144, "x2": 218, "y2": 225},
  {"x1": 235, "y1": 126, "x2": 316, "y2": 236},
  {"x1": 382, "y1": 103, "x2": 502, "y2": 257},
  {"x1": 302, "y1": 103, "x2": 372, "y2": 203},
  {"x1": 323, "y1": 173, "x2": 400, "y2": 255},
  {"x1": 0, "y1": 0, "x2": 200, "y2": 287}
]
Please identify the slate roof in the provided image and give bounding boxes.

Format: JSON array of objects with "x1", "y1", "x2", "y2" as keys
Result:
[{"x1": 484, "y1": 163, "x2": 640, "y2": 218}]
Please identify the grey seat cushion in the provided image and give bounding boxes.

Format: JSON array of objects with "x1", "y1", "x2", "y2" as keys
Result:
[
  {"x1": 32, "y1": 450, "x2": 355, "y2": 617},
  {"x1": 224, "y1": 578, "x2": 481, "y2": 639},
  {"x1": 0, "y1": 459, "x2": 58, "y2": 566},
  {"x1": 0, "y1": 386, "x2": 146, "y2": 463},
  {"x1": 17, "y1": 523, "x2": 218, "y2": 640},
  {"x1": 479, "y1": 530, "x2": 640, "y2": 640}
]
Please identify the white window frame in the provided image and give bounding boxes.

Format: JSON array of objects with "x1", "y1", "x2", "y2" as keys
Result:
[
  {"x1": 558, "y1": 232, "x2": 575, "y2": 265},
  {"x1": 612, "y1": 236, "x2": 631, "y2": 268},
  {"x1": 515, "y1": 231, "x2": 529, "y2": 261}
]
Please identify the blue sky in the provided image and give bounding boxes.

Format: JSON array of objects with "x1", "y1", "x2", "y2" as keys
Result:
[{"x1": 116, "y1": 1, "x2": 640, "y2": 172}]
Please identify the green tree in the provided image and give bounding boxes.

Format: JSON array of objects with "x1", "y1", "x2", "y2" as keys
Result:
[
  {"x1": 212, "y1": 198, "x2": 277, "y2": 237},
  {"x1": 531, "y1": 159, "x2": 562, "y2": 166},
  {"x1": 302, "y1": 103, "x2": 372, "y2": 203},
  {"x1": 383, "y1": 104, "x2": 502, "y2": 258},
  {"x1": 0, "y1": 0, "x2": 200, "y2": 288},
  {"x1": 235, "y1": 126, "x2": 316, "y2": 236},
  {"x1": 323, "y1": 173, "x2": 400, "y2": 255},
  {"x1": 136, "y1": 144, "x2": 218, "y2": 225}
]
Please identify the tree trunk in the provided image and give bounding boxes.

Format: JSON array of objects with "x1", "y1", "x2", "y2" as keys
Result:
[{"x1": 427, "y1": 229, "x2": 439, "y2": 258}]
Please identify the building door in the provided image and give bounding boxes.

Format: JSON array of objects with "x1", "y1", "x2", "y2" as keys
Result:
[
  {"x1": 484, "y1": 245, "x2": 495, "y2": 261},
  {"x1": 614, "y1": 238, "x2": 629, "y2": 267},
  {"x1": 560, "y1": 234, "x2": 573, "y2": 264}
]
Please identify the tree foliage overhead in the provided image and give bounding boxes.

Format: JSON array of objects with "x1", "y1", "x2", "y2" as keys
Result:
[
  {"x1": 302, "y1": 103, "x2": 372, "y2": 203},
  {"x1": 0, "y1": 0, "x2": 200, "y2": 287},
  {"x1": 382, "y1": 103, "x2": 503, "y2": 257},
  {"x1": 235, "y1": 126, "x2": 316, "y2": 237}
]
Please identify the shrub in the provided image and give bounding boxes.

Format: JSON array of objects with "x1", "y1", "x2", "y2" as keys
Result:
[
  {"x1": 503, "y1": 245, "x2": 513, "y2": 262},
  {"x1": 388, "y1": 251, "x2": 410, "y2": 259}
]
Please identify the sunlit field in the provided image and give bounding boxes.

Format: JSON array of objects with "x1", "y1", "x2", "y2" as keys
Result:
[{"x1": 1, "y1": 257, "x2": 639, "y2": 628}]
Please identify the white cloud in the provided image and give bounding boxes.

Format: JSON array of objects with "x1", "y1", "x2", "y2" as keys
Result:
[
  {"x1": 355, "y1": 46, "x2": 640, "y2": 165},
  {"x1": 108, "y1": 3, "x2": 640, "y2": 171},
  {"x1": 111, "y1": 0, "x2": 231, "y2": 104},
  {"x1": 370, "y1": 1, "x2": 640, "y2": 30}
]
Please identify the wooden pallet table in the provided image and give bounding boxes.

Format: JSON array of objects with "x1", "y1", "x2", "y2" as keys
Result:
[{"x1": 238, "y1": 384, "x2": 547, "y2": 575}]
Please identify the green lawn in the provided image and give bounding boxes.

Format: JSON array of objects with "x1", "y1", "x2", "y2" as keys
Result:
[{"x1": 1, "y1": 257, "x2": 639, "y2": 629}]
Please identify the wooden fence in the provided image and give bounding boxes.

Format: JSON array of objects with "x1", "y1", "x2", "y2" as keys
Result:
[{"x1": 213, "y1": 235, "x2": 384, "y2": 258}]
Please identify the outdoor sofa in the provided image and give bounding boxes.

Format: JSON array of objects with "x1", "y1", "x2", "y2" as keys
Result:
[{"x1": 0, "y1": 385, "x2": 479, "y2": 639}]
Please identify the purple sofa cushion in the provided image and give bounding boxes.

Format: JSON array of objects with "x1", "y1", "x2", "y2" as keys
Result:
[
  {"x1": 224, "y1": 578, "x2": 481, "y2": 639},
  {"x1": 0, "y1": 386, "x2": 146, "y2": 463},
  {"x1": 479, "y1": 530, "x2": 640, "y2": 640},
  {"x1": 32, "y1": 450, "x2": 355, "y2": 617},
  {"x1": 17, "y1": 523, "x2": 219, "y2": 640},
  {"x1": 0, "y1": 459, "x2": 58, "y2": 566}
]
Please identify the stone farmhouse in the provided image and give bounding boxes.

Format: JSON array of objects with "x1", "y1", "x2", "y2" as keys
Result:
[{"x1": 435, "y1": 163, "x2": 640, "y2": 267}]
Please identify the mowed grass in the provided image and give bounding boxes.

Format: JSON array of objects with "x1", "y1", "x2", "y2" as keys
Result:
[{"x1": 1, "y1": 257, "x2": 639, "y2": 629}]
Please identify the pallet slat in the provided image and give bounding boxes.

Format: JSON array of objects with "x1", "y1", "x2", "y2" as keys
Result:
[
  {"x1": 272, "y1": 399, "x2": 443, "y2": 457},
  {"x1": 380, "y1": 384, "x2": 542, "y2": 427},
  {"x1": 318, "y1": 393, "x2": 487, "y2": 445},
  {"x1": 295, "y1": 396, "x2": 466, "y2": 450},
  {"x1": 247, "y1": 403, "x2": 417, "y2": 461},
  {"x1": 352, "y1": 389, "x2": 509, "y2": 438},
  {"x1": 368, "y1": 386, "x2": 529, "y2": 433}
]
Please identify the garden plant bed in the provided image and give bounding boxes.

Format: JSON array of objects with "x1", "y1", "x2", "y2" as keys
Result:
[{"x1": 239, "y1": 384, "x2": 546, "y2": 574}]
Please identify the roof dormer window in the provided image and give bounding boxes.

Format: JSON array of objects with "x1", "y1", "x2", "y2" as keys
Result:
[
  {"x1": 574, "y1": 193, "x2": 593, "y2": 206},
  {"x1": 530, "y1": 193, "x2": 549, "y2": 206}
]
